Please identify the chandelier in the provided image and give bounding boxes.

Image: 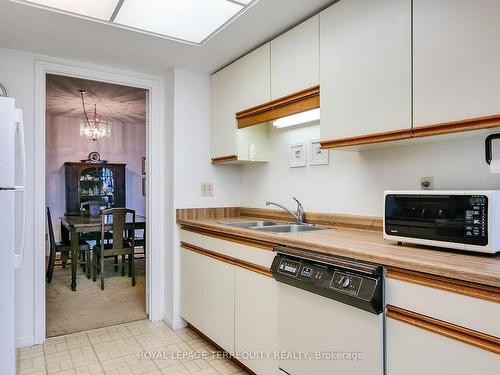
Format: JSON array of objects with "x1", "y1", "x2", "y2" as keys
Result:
[{"x1": 79, "y1": 90, "x2": 111, "y2": 142}]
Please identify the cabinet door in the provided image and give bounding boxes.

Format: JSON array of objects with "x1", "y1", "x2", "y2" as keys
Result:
[
  {"x1": 202, "y1": 256, "x2": 235, "y2": 352},
  {"x1": 387, "y1": 317, "x2": 500, "y2": 375},
  {"x1": 210, "y1": 63, "x2": 238, "y2": 159},
  {"x1": 319, "y1": 0, "x2": 411, "y2": 141},
  {"x1": 234, "y1": 43, "x2": 271, "y2": 112},
  {"x1": 413, "y1": 0, "x2": 500, "y2": 127},
  {"x1": 271, "y1": 15, "x2": 319, "y2": 100},
  {"x1": 235, "y1": 267, "x2": 278, "y2": 375},
  {"x1": 179, "y1": 247, "x2": 202, "y2": 328}
]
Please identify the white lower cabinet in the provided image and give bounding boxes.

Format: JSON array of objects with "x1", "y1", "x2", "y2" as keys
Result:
[
  {"x1": 235, "y1": 267, "x2": 278, "y2": 375},
  {"x1": 180, "y1": 247, "x2": 203, "y2": 328},
  {"x1": 387, "y1": 317, "x2": 500, "y2": 375},
  {"x1": 201, "y1": 255, "x2": 235, "y2": 353}
]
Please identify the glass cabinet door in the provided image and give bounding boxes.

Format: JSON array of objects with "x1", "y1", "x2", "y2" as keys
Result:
[{"x1": 79, "y1": 166, "x2": 115, "y2": 212}]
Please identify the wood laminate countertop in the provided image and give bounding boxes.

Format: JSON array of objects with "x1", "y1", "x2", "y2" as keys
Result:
[{"x1": 178, "y1": 217, "x2": 500, "y2": 288}]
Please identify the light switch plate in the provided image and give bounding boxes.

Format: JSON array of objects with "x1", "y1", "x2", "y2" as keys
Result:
[{"x1": 201, "y1": 183, "x2": 213, "y2": 197}]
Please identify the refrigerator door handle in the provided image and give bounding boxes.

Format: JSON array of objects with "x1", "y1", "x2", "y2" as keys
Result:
[
  {"x1": 15, "y1": 109, "x2": 26, "y2": 188},
  {"x1": 14, "y1": 109, "x2": 26, "y2": 269}
]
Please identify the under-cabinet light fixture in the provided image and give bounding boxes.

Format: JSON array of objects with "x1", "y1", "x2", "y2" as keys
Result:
[{"x1": 272, "y1": 108, "x2": 320, "y2": 129}]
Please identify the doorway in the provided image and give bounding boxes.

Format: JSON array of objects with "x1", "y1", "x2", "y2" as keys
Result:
[
  {"x1": 34, "y1": 60, "x2": 166, "y2": 345},
  {"x1": 44, "y1": 74, "x2": 148, "y2": 337}
]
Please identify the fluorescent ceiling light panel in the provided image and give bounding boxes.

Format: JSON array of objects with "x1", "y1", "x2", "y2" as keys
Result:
[
  {"x1": 22, "y1": 0, "x2": 119, "y2": 20},
  {"x1": 114, "y1": 0, "x2": 244, "y2": 44},
  {"x1": 229, "y1": 0, "x2": 252, "y2": 4},
  {"x1": 272, "y1": 108, "x2": 321, "y2": 129}
]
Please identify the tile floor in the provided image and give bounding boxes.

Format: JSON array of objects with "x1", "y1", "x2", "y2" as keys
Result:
[{"x1": 17, "y1": 320, "x2": 249, "y2": 375}]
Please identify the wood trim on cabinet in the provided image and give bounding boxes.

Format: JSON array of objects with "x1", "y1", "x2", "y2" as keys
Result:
[
  {"x1": 180, "y1": 241, "x2": 272, "y2": 278},
  {"x1": 386, "y1": 305, "x2": 500, "y2": 354},
  {"x1": 387, "y1": 268, "x2": 500, "y2": 303},
  {"x1": 181, "y1": 242, "x2": 235, "y2": 266},
  {"x1": 320, "y1": 129, "x2": 413, "y2": 149},
  {"x1": 413, "y1": 113, "x2": 500, "y2": 138},
  {"x1": 320, "y1": 113, "x2": 500, "y2": 149},
  {"x1": 211, "y1": 155, "x2": 238, "y2": 164},
  {"x1": 236, "y1": 259, "x2": 272, "y2": 278},
  {"x1": 180, "y1": 225, "x2": 276, "y2": 251},
  {"x1": 236, "y1": 86, "x2": 320, "y2": 129}
]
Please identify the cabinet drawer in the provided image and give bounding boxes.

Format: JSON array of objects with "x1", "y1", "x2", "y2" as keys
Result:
[
  {"x1": 386, "y1": 273, "x2": 500, "y2": 337},
  {"x1": 179, "y1": 229, "x2": 203, "y2": 247},
  {"x1": 202, "y1": 235, "x2": 274, "y2": 268}
]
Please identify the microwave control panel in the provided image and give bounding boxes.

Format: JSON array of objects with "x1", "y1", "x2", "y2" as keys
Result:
[{"x1": 464, "y1": 195, "x2": 488, "y2": 245}]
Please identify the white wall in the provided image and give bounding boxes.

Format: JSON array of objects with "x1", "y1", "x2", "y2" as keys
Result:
[
  {"x1": 172, "y1": 69, "x2": 241, "y2": 209},
  {"x1": 240, "y1": 123, "x2": 500, "y2": 216},
  {"x1": 165, "y1": 68, "x2": 241, "y2": 328},
  {"x1": 45, "y1": 115, "x2": 146, "y2": 241}
]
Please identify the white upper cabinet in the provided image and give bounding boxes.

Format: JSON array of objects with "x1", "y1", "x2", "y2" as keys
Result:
[
  {"x1": 210, "y1": 43, "x2": 271, "y2": 161},
  {"x1": 234, "y1": 43, "x2": 271, "y2": 112},
  {"x1": 413, "y1": 0, "x2": 500, "y2": 127},
  {"x1": 210, "y1": 63, "x2": 238, "y2": 159},
  {"x1": 271, "y1": 15, "x2": 319, "y2": 100},
  {"x1": 319, "y1": 0, "x2": 411, "y2": 141}
]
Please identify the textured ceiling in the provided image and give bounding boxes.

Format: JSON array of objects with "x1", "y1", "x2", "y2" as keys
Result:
[{"x1": 46, "y1": 74, "x2": 146, "y2": 123}]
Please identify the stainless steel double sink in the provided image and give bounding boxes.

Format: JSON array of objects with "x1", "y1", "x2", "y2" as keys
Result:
[{"x1": 219, "y1": 220, "x2": 327, "y2": 234}]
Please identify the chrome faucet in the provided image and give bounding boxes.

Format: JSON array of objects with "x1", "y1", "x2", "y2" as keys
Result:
[{"x1": 266, "y1": 197, "x2": 306, "y2": 224}]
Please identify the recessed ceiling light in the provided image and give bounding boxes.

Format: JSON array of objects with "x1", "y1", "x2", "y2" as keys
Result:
[
  {"x1": 115, "y1": 0, "x2": 242, "y2": 44},
  {"x1": 272, "y1": 108, "x2": 320, "y2": 129},
  {"x1": 11, "y1": 0, "x2": 258, "y2": 45},
  {"x1": 19, "y1": 0, "x2": 119, "y2": 20}
]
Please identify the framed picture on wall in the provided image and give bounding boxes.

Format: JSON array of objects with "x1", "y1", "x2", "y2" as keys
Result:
[
  {"x1": 290, "y1": 142, "x2": 307, "y2": 168},
  {"x1": 141, "y1": 157, "x2": 146, "y2": 175},
  {"x1": 142, "y1": 177, "x2": 146, "y2": 197}
]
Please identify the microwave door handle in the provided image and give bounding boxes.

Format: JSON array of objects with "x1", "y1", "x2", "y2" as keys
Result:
[{"x1": 14, "y1": 109, "x2": 27, "y2": 269}]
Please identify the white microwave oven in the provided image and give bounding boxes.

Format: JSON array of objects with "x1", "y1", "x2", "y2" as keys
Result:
[{"x1": 383, "y1": 190, "x2": 500, "y2": 254}]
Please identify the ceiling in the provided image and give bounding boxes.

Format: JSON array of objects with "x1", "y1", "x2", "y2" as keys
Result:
[
  {"x1": 46, "y1": 74, "x2": 147, "y2": 123},
  {"x1": 0, "y1": 0, "x2": 334, "y2": 74}
]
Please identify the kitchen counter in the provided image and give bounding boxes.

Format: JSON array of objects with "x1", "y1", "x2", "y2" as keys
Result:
[{"x1": 177, "y1": 216, "x2": 500, "y2": 288}]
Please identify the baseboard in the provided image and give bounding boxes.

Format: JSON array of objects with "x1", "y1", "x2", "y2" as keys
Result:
[
  {"x1": 163, "y1": 313, "x2": 187, "y2": 330},
  {"x1": 16, "y1": 336, "x2": 35, "y2": 348}
]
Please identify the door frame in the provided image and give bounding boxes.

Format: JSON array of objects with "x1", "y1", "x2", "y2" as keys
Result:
[{"x1": 34, "y1": 59, "x2": 166, "y2": 344}]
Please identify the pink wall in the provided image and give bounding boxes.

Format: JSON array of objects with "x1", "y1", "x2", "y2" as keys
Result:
[{"x1": 45, "y1": 115, "x2": 146, "y2": 241}]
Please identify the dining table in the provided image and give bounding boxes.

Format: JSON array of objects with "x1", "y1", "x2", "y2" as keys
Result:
[{"x1": 60, "y1": 214, "x2": 146, "y2": 291}]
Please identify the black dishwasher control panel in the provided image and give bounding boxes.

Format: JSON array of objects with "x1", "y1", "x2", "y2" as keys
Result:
[{"x1": 272, "y1": 248, "x2": 384, "y2": 315}]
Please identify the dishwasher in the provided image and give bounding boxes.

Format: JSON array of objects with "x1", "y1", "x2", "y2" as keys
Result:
[{"x1": 270, "y1": 246, "x2": 385, "y2": 375}]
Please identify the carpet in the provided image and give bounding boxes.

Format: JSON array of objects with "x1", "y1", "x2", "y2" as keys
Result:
[{"x1": 46, "y1": 256, "x2": 147, "y2": 337}]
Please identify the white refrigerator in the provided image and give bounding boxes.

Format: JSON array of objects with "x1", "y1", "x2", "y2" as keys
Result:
[{"x1": 0, "y1": 97, "x2": 27, "y2": 375}]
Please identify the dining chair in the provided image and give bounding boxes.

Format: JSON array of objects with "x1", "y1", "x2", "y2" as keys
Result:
[
  {"x1": 93, "y1": 208, "x2": 136, "y2": 290},
  {"x1": 127, "y1": 228, "x2": 146, "y2": 259},
  {"x1": 46, "y1": 207, "x2": 91, "y2": 283}
]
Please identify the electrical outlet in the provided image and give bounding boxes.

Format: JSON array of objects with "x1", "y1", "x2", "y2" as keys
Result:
[
  {"x1": 420, "y1": 176, "x2": 434, "y2": 190},
  {"x1": 201, "y1": 183, "x2": 213, "y2": 197}
]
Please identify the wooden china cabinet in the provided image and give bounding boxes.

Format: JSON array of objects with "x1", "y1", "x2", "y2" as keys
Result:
[{"x1": 64, "y1": 162, "x2": 126, "y2": 215}]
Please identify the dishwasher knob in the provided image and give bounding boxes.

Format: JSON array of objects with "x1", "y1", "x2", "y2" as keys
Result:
[{"x1": 340, "y1": 276, "x2": 350, "y2": 288}]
